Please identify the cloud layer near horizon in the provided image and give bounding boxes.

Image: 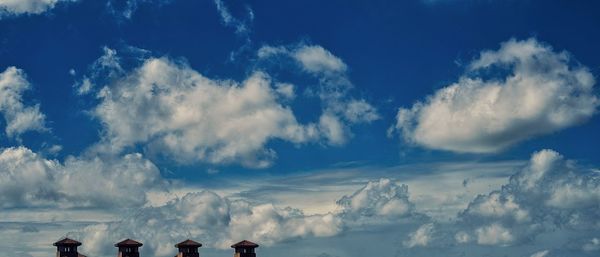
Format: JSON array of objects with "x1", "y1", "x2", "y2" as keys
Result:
[
  {"x1": 68, "y1": 148, "x2": 600, "y2": 257},
  {"x1": 391, "y1": 38, "x2": 598, "y2": 153},
  {"x1": 77, "y1": 177, "x2": 421, "y2": 257}
]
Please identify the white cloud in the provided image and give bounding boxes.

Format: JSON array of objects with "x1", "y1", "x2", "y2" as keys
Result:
[
  {"x1": 337, "y1": 178, "x2": 415, "y2": 220},
  {"x1": 258, "y1": 44, "x2": 347, "y2": 76},
  {"x1": 318, "y1": 112, "x2": 347, "y2": 145},
  {"x1": 461, "y1": 192, "x2": 529, "y2": 222},
  {"x1": 73, "y1": 177, "x2": 424, "y2": 257},
  {"x1": 0, "y1": 146, "x2": 164, "y2": 209},
  {"x1": 582, "y1": 238, "x2": 600, "y2": 252},
  {"x1": 92, "y1": 57, "x2": 328, "y2": 167},
  {"x1": 457, "y1": 149, "x2": 600, "y2": 245},
  {"x1": 530, "y1": 250, "x2": 550, "y2": 257},
  {"x1": 475, "y1": 223, "x2": 513, "y2": 245},
  {"x1": 391, "y1": 38, "x2": 598, "y2": 153},
  {"x1": 343, "y1": 99, "x2": 380, "y2": 123},
  {"x1": 76, "y1": 46, "x2": 124, "y2": 95},
  {"x1": 0, "y1": 67, "x2": 47, "y2": 138},
  {"x1": 4, "y1": 149, "x2": 598, "y2": 257},
  {"x1": 0, "y1": 0, "x2": 67, "y2": 16},
  {"x1": 274, "y1": 82, "x2": 295, "y2": 100},
  {"x1": 404, "y1": 223, "x2": 435, "y2": 248},
  {"x1": 454, "y1": 231, "x2": 470, "y2": 243},
  {"x1": 293, "y1": 45, "x2": 347, "y2": 75},
  {"x1": 257, "y1": 44, "x2": 379, "y2": 147},
  {"x1": 83, "y1": 44, "x2": 378, "y2": 167}
]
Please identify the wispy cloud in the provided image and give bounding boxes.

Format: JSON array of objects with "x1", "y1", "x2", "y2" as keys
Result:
[{"x1": 213, "y1": 0, "x2": 254, "y2": 36}]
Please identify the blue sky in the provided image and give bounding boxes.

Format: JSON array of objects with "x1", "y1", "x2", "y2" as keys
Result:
[{"x1": 0, "y1": 1, "x2": 599, "y2": 257}]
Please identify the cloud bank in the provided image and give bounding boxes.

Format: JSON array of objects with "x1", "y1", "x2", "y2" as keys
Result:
[
  {"x1": 391, "y1": 38, "x2": 598, "y2": 153},
  {"x1": 77, "y1": 149, "x2": 600, "y2": 257},
  {"x1": 78, "y1": 178, "x2": 419, "y2": 257}
]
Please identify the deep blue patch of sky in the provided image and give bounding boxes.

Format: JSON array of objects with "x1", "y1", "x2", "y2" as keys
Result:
[{"x1": 0, "y1": 0, "x2": 599, "y2": 180}]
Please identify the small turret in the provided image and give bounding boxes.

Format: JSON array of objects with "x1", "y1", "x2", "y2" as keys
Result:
[
  {"x1": 231, "y1": 240, "x2": 259, "y2": 257},
  {"x1": 174, "y1": 239, "x2": 202, "y2": 257},
  {"x1": 115, "y1": 239, "x2": 143, "y2": 257},
  {"x1": 54, "y1": 238, "x2": 82, "y2": 257}
]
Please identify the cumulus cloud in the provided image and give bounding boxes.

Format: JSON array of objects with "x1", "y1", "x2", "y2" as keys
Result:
[
  {"x1": 0, "y1": 146, "x2": 164, "y2": 209},
  {"x1": 386, "y1": 148, "x2": 600, "y2": 257},
  {"x1": 0, "y1": 0, "x2": 73, "y2": 17},
  {"x1": 79, "y1": 191, "x2": 343, "y2": 257},
  {"x1": 404, "y1": 223, "x2": 435, "y2": 248},
  {"x1": 456, "y1": 149, "x2": 600, "y2": 246},
  {"x1": 337, "y1": 178, "x2": 416, "y2": 220},
  {"x1": 84, "y1": 46, "x2": 376, "y2": 167},
  {"x1": 0, "y1": 67, "x2": 47, "y2": 138},
  {"x1": 474, "y1": 223, "x2": 513, "y2": 245},
  {"x1": 391, "y1": 38, "x2": 598, "y2": 153},
  {"x1": 91, "y1": 57, "x2": 325, "y2": 167}
]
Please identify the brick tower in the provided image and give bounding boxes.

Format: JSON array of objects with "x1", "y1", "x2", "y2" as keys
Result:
[
  {"x1": 231, "y1": 240, "x2": 259, "y2": 257},
  {"x1": 174, "y1": 239, "x2": 202, "y2": 257},
  {"x1": 53, "y1": 238, "x2": 82, "y2": 257},
  {"x1": 115, "y1": 239, "x2": 143, "y2": 257}
]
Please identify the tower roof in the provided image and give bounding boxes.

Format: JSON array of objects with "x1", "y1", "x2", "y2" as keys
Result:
[
  {"x1": 175, "y1": 239, "x2": 202, "y2": 248},
  {"x1": 231, "y1": 240, "x2": 259, "y2": 248},
  {"x1": 53, "y1": 238, "x2": 82, "y2": 246},
  {"x1": 114, "y1": 239, "x2": 143, "y2": 247}
]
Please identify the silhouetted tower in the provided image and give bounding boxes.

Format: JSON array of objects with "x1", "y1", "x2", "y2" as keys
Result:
[
  {"x1": 231, "y1": 240, "x2": 259, "y2": 257},
  {"x1": 115, "y1": 239, "x2": 143, "y2": 257},
  {"x1": 53, "y1": 238, "x2": 82, "y2": 257},
  {"x1": 174, "y1": 239, "x2": 202, "y2": 257}
]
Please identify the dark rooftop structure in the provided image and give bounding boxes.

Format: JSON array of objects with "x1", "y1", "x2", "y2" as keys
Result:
[
  {"x1": 115, "y1": 239, "x2": 144, "y2": 247},
  {"x1": 52, "y1": 238, "x2": 260, "y2": 257},
  {"x1": 175, "y1": 239, "x2": 203, "y2": 247},
  {"x1": 115, "y1": 239, "x2": 143, "y2": 257},
  {"x1": 231, "y1": 240, "x2": 259, "y2": 257},
  {"x1": 53, "y1": 238, "x2": 83, "y2": 257},
  {"x1": 175, "y1": 239, "x2": 202, "y2": 257},
  {"x1": 54, "y1": 238, "x2": 82, "y2": 246}
]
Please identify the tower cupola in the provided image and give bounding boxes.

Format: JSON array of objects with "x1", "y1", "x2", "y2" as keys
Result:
[
  {"x1": 231, "y1": 240, "x2": 259, "y2": 257},
  {"x1": 115, "y1": 239, "x2": 143, "y2": 257},
  {"x1": 174, "y1": 239, "x2": 202, "y2": 257},
  {"x1": 53, "y1": 238, "x2": 82, "y2": 257}
]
